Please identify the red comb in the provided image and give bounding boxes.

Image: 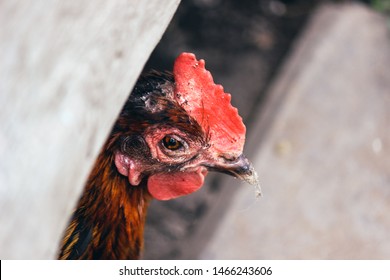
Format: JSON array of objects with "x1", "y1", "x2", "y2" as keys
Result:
[{"x1": 173, "y1": 53, "x2": 246, "y2": 156}]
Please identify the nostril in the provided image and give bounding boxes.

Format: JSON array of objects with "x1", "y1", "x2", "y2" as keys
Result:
[{"x1": 220, "y1": 153, "x2": 238, "y2": 162}]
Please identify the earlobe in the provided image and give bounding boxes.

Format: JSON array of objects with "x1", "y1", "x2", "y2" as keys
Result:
[
  {"x1": 114, "y1": 152, "x2": 143, "y2": 186},
  {"x1": 114, "y1": 153, "x2": 130, "y2": 176}
]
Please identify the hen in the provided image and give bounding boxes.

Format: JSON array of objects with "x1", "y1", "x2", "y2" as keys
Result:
[{"x1": 58, "y1": 53, "x2": 259, "y2": 260}]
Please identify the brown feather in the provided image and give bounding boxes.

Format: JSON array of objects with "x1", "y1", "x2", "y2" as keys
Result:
[{"x1": 58, "y1": 147, "x2": 151, "y2": 259}]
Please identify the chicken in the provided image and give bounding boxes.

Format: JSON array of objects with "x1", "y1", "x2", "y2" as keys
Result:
[{"x1": 58, "y1": 52, "x2": 259, "y2": 260}]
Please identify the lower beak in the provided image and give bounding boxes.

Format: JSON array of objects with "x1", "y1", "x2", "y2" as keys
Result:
[{"x1": 206, "y1": 154, "x2": 260, "y2": 187}]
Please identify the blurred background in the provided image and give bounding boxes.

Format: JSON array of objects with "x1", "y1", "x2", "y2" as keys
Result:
[{"x1": 142, "y1": 0, "x2": 390, "y2": 259}]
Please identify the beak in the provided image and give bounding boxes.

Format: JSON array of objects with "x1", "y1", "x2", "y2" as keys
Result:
[{"x1": 205, "y1": 154, "x2": 261, "y2": 196}]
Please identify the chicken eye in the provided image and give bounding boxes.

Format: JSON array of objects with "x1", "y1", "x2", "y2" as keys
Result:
[{"x1": 162, "y1": 136, "x2": 183, "y2": 151}]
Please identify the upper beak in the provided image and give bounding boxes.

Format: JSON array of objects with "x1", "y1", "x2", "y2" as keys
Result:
[{"x1": 205, "y1": 154, "x2": 260, "y2": 188}]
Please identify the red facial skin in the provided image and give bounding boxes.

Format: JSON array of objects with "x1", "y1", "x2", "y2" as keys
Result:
[{"x1": 114, "y1": 126, "x2": 209, "y2": 200}]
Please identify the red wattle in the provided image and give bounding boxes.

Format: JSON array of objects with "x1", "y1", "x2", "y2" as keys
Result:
[{"x1": 147, "y1": 167, "x2": 208, "y2": 200}]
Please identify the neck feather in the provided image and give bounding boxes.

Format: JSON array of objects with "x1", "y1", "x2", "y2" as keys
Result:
[{"x1": 58, "y1": 151, "x2": 151, "y2": 259}]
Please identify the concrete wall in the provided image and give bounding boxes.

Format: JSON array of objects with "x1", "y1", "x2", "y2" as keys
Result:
[{"x1": 0, "y1": 0, "x2": 180, "y2": 259}]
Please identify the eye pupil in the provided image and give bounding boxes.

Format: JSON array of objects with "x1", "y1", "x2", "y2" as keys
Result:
[{"x1": 163, "y1": 136, "x2": 182, "y2": 150}]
